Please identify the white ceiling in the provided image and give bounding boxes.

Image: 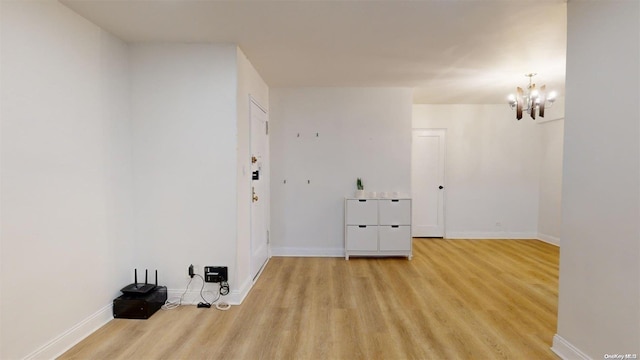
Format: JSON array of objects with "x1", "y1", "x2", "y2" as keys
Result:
[{"x1": 60, "y1": 0, "x2": 567, "y2": 104}]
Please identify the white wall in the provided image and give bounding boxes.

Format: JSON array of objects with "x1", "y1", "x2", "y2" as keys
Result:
[
  {"x1": 413, "y1": 104, "x2": 541, "y2": 239},
  {"x1": 270, "y1": 88, "x2": 412, "y2": 255},
  {"x1": 553, "y1": 1, "x2": 640, "y2": 358},
  {"x1": 0, "y1": 4, "x2": 269, "y2": 357},
  {"x1": 0, "y1": 1, "x2": 134, "y2": 358},
  {"x1": 235, "y1": 47, "x2": 269, "y2": 296},
  {"x1": 130, "y1": 44, "x2": 240, "y2": 296},
  {"x1": 537, "y1": 118, "x2": 564, "y2": 245}
]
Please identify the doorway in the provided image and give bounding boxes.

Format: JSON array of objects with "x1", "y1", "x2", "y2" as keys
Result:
[
  {"x1": 250, "y1": 98, "x2": 269, "y2": 280},
  {"x1": 411, "y1": 129, "x2": 446, "y2": 237}
]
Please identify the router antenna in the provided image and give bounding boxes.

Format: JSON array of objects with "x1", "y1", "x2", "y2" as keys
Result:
[
  {"x1": 134, "y1": 269, "x2": 138, "y2": 284},
  {"x1": 145, "y1": 269, "x2": 148, "y2": 285},
  {"x1": 155, "y1": 270, "x2": 158, "y2": 286}
]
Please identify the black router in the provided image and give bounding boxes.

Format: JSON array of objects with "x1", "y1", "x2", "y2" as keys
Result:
[
  {"x1": 114, "y1": 268, "x2": 167, "y2": 319},
  {"x1": 120, "y1": 269, "x2": 157, "y2": 294}
]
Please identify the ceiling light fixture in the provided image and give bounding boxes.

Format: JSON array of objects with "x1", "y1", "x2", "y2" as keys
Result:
[{"x1": 508, "y1": 73, "x2": 557, "y2": 120}]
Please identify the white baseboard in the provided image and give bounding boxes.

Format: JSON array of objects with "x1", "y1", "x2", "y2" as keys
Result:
[
  {"x1": 271, "y1": 246, "x2": 344, "y2": 257},
  {"x1": 537, "y1": 233, "x2": 560, "y2": 246},
  {"x1": 27, "y1": 282, "x2": 256, "y2": 359},
  {"x1": 551, "y1": 334, "x2": 592, "y2": 360},
  {"x1": 166, "y1": 288, "x2": 220, "y2": 306},
  {"x1": 445, "y1": 231, "x2": 538, "y2": 239},
  {"x1": 167, "y1": 288, "x2": 238, "y2": 306},
  {"x1": 167, "y1": 272, "x2": 257, "y2": 306},
  {"x1": 24, "y1": 304, "x2": 113, "y2": 360},
  {"x1": 227, "y1": 276, "x2": 253, "y2": 305}
]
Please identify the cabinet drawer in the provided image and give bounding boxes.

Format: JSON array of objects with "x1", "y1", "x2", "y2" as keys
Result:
[
  {"x1": 378, "y1": 199, "x2": 411, "y2": 225},
  {"x1": 379, "y1": 226, "x2": 411, "y2": 251},
  {"x1": 346, "y1": 199, "x2": 378, "y2": 225},
  {"x1": 346, "y1": 226, "x2": 378, "y2": 251}
]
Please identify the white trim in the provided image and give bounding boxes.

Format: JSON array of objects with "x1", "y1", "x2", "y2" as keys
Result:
[
  {"x1": 249, "y1": 95, "x2": 270, "y2": 284},
  {"x1": 167, "y1": 258, "x2": 267, "y2": 307},
  {"x1": 444, "y1": 232, "x2": 538, "y2": 239},
  {"x1": 166, "y1": 289, "x2": 220, "y2": 306},
  {"x1": 24, "y1": 304, "x2": 113, "y2": 360},
  {"x1": 227, "y1": 258, "x2": 269, "y2": 305},
  {"x1": 249, "y1": 94, "x2": 267, "y2": 113},
  {"x1": 252, "y1": 257, "x2": 269, "y2": 282},
  {"x1": 537, "y1": 233, "x2": 560, "y2": 246},
  {"x1": 551, "y1": 334, "x2": 592, "y2": 360},
  {"x1": 271, "y1": 246, "x2": 344, "y2": 257},
  {"x1": 227, "y1": 276, "x2": 254, "y2": 305},
  {"x1": 167, "y1": 282, "x2": 248, "y2": 307}
]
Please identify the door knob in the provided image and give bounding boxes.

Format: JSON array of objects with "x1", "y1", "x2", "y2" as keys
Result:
[
  {"x1": 252, "y1": 186, "x2": 259, "y2": 202},
  {"x1": 439, "y1": 185, "x2": 444, "y2": 189},
  {"x1": 251, "y1": 156, "x2": 257, "y2": 164},
  {"x1": 253, "y1": 194, "x2": 259, "y2": 202}
]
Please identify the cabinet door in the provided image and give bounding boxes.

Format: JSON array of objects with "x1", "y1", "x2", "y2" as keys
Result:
[
  {"x1": 346, "y1": 226, "x2": 378, "y2": 251},
  {"x1": 379, "y1": 226, "x2": 411, "y2": 251},
  {"x1": 379, "y1": 199, "x2": 411, "y2": 225},
  {"x1": 346, "y1": 199, "x2": 378, "y2": 225}
]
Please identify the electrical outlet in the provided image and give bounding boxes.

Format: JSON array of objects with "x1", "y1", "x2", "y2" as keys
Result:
[
  {"x1": 204, "y1": 266, "x2": 228, "y2": 283},
  {"x1": 188, "y1": 264, "x2": 195, "y2": 278}
]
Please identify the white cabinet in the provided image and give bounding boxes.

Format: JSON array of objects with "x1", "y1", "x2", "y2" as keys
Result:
[
  {"x1": 344, "y1": 198, "x2": 412, "y2": 260},
  {"x1": 379, "y1": 225, "x2": 411, "y2": 251},
  {"x1": 346, "y1": 226, "x2": 378, "y2": 251},
  {"x1": 346, "y1": 199, "x2": 378, "y2": 225},
  {"x1": 379, "y1": 199, "x2": 411, "y2": 225}
]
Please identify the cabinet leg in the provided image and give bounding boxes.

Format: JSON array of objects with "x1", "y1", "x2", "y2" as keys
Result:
[
  {"x1": 345, "y1": 255, "x2": 349, "y2": 260},
  {"x1": 408, "y1": 255, "x2": 412, "y2": 260}
]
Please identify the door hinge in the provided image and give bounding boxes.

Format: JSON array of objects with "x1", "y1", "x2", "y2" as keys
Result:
[
  {"x1": 267, "y1": 230, "x2": 270, "y2": 244},
  {"x1": 265, "y1": 121, "x2": 269, "y2": 135}
]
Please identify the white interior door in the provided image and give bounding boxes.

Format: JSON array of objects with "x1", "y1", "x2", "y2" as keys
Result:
[
  {"x1": 411, "y1": 129, "x2": 445, "y2": 237},
  {"x1": 250, "y1": 99, "x2": 269, "y2": 280}
]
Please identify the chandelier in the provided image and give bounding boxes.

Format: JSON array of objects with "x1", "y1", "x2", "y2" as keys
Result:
[{"x1": 508, "y1": 73, "x2": 557, "y2": 120}]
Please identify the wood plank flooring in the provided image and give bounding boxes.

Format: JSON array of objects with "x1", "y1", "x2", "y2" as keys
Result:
[{"x1": 59, "y1": 239, "x2": 559, "y2": 360}]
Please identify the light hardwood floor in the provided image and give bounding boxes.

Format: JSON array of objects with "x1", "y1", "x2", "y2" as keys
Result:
[{"x1": 59, "y1": 239, "x2": 559, "y2": 360}]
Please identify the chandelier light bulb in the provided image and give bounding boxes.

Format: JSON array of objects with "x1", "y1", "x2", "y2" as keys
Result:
[{"x1": 507, "y1": 73, "x2": 557, "y2": 120}]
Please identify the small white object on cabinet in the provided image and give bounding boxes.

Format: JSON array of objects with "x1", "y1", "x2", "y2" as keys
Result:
[{"x1": 344, "y1": 198, "x2": 412, "y2": 260}]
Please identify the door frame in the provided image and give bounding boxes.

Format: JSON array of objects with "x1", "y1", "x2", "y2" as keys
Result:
[
  {"x1": 249, "y1": 95, "x2": 270, "y2": 281},
  {"x1": 411, "y1": 128, "x2": 447, "y2": 238}
]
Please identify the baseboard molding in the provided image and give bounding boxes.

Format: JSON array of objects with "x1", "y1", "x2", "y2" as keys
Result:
[
  {"x1": 445, "y1": 232, "x2": 538, "y2": 239},
  {"x1": 271, "y1": 246, "x2": 344, "y2": 257},
  {"x1": 222, "y1": 258, "x2": 270, "y2": 305},
  {"x1": 31, "y1": 282, "x2": 255, "y2": 358},
  {"x1": 166, "y1": 288, "x2": 219, "y2": 305},
  {"x1": 167, "y1": 287, "x2": 238, "y2": 306},
  {"x1": 166, "y1": 272, "x2": 256, "y2": 307},
  {"x1": 537, "y1": 233, "x2": 560, "y2": 246},
  {"x1": 24, "y1": 304, "x2": 113, "y2": 360},
  {"x1": 551, "y1": 334, "x2": 592, "y2": 360},
  {"x1": 227, "y1": 275, "x2": 253, "y2": 305}
]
